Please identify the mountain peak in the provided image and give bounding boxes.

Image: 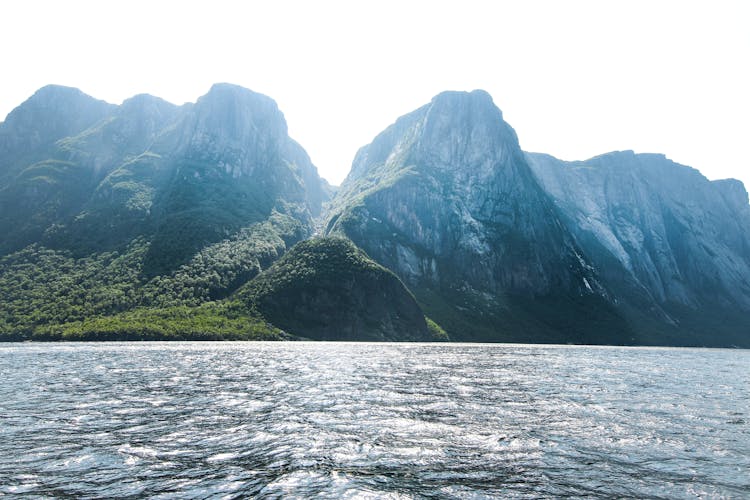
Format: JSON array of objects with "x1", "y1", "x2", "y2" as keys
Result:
[
  {"x1": 417, "y1": 89, "x2": 519, "y2": 169},
  {"x1": 3, "y1": 85, "x2": 114, "y2": 124},
  {"x1": 120, "y1": 93, "x2": 175, "y2": 110},
  {"x1": 427, "y1": 89, "x2": 501, "y2": 119},
  {"x1": 0, "y1": 85, "x2": 115, "y2": 163},
  {"x1": 28, "y1": 84, "x2": 89, "y2": 101},
  {"x1": 430, "y1": 88, "x2": 495, "y2": 106},
  {"x1": 207, "y1": 82, "x2": 263, "y2": 94},
  {"x1": 200, "y1": 83, "x2": 281, "y2": 114},
  {"x1": 191, "y1": 83, "x2": 287, "y2": 137},
  {"x1": 341, "y1": 89, "x2": 522, "y2": 185}
]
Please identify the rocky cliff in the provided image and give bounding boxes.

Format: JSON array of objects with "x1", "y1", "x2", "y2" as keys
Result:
[
  {"x1": 327, "y1": 90, "x2": 630, "y2": 343},
  {"x1": 326, "y1": 90, "x2": 750, "y2": 346},
  {"x1": 527, "y1": 151, "x2": 750, "y2": 345},
  {"x1": 0, "y1": 85, "x2": 115, "y2": 178},
  {"x1": 0, "y1": 84, "x2": 328, "y2": 259}
]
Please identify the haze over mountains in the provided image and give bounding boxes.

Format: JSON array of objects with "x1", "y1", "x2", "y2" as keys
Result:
[{"x1": 1, "y1": 84, "x2": 748, "y2": 346}]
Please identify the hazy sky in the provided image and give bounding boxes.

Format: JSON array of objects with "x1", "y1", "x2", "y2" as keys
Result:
[{"x1": 2, "y1": 0, "x2": 748, "y2": 189}]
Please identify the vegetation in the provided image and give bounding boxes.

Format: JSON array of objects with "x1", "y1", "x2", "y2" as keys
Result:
[
  {"x1": 28, "y1": 303, "x2": 286, "y2": 341},
  {"x1": 240, "y1": 237, "x2": 445, "y2": 341},
  {"x1": 425, "y1": 316, "x2": 449, "y2": 341},
  {"x1": 0, "y1": 213, "x2": 307, "y2": 341},
  {"x1": 241, "y1": 237, "x2": 387, "y2": 300},
  {"x1": 0, "y1": 232, "x2": 447, "y2": 343}
]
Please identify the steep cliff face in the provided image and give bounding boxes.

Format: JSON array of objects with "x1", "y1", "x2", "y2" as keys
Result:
[
  {"x1": 173, "y1": 83, "x2": 327, "y2": 217},
  {"x1": 328, "y1": 90, "x2": 629, "y2": 343},
  {"x1": 527, "y1": 151, "x2": 750, "y2": 345},
  {"x1": 240, "y1": 237, "x2": 442, "y2": 341}
]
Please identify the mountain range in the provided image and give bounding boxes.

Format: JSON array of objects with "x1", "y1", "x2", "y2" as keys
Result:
[{"x1": 1, "y1": 84, "x2": 748, "y2": 346}]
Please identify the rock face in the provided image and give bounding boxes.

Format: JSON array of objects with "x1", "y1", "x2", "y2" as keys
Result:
[
  {"x1": 175, "y1": 84, "x2": 328, "y2": 217},
  {"x1": 136, "y1": 83, "x2": 327, "y2": 275},
  {"x1": 327, "y1": 90, "x2": 630, "y2": 343},
  {"x1": 240, "y1": 237, "x2": 439, "y2": 341},
  {"x1": 527, "y1": 151, "x2": 750, "y2": 345},
  {"x1": 0, "y1": 86, "x2": 118, "y2": 252},
  {"x1": 327, "y1": 90, "x2": 750, "y2": 346}
]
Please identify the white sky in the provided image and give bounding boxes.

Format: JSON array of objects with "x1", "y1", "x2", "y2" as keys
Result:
[{"x1": 1, "y1": 0, "x2": 748, "y2": 189}]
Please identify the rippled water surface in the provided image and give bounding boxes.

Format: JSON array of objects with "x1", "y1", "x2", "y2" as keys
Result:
[{"x1": 1, "y1": 342, "x2": 748, "y2": 498}]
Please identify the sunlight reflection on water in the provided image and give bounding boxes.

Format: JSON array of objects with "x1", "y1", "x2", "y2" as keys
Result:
[{"x1": 0, "y1": 342, "x2": 748, "y2": 498}]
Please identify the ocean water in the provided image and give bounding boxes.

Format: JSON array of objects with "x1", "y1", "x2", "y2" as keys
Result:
[{"x1": 0, "y1": 342, "x2": 747, "y2": 499}]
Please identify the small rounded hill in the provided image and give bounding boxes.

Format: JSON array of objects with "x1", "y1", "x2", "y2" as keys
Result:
[{"x1": 239, "y1": 237, "x2": 445, "y2": 341}]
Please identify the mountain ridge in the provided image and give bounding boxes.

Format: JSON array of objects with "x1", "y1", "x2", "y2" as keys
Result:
[{"x1": 1, "y1": 84, "x2": 748, "y2": 346}]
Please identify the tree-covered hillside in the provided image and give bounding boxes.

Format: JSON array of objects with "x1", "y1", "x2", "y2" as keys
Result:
[{"x1": 239, "y1": 237, "x2": 447, "y2": 341}]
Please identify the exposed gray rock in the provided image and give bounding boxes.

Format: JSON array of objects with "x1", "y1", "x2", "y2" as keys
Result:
[
  {"x1": 178, "y1": 83, "x2": 287, "y2": 176},
  {"x1": 527, "y1": 150, "x2": 750, "y2": 344},
  {"x1": 712, "y1": 178, "x2": 749, "y2": 213},
  {"x1": 327, "y1": 90, "x2": 750, "y2": 346},
  {"x1": 327, "y1": 90, "x2": 628, "y2": 343},
  {"x1": 175, "y1": 83, "x2": 327, "y2": 216}
]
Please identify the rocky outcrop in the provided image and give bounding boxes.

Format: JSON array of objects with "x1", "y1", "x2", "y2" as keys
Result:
[
  {"x1": 240, "y1": 237, "x2": 441, "y2": 341},
  {"x1": 327, "y1": 90, "x2": 630, "y2": 343},
  {"x1": 139, "y1": 84, "x2": 329, "y2": 274}
]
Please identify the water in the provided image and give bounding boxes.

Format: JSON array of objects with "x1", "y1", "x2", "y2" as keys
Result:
[{"x1": 0, "y1": 342, "x2": 748, "y2": 499}]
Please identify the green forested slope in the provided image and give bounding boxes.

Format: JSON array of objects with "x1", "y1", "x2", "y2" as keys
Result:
[
  {"x1": 239, "y1": 237, "x2": 447, "y2": 341},
  {"x1": 0, "y1": 213, "x2": 305, "y2": 340}
]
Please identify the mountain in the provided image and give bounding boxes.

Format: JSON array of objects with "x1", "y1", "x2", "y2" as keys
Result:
[
  {"x1": 527, "y1": 151, "x2": 750, "y2": 346},
  {"x1": 327, "y1": 90, "x2": 750, "y2": 347},
  {"x1": 0, "y1": 86, "x2": 117, "y2": 253},
  {"x1": 2, "y1": 84, "x2": 748, "y2": 346},
  {"x1": 326, "y1": 90, "x2": 631, "y2": 344},
  {"x1": 0, "y1": 84, "x2": 334, "y2": 339}
]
